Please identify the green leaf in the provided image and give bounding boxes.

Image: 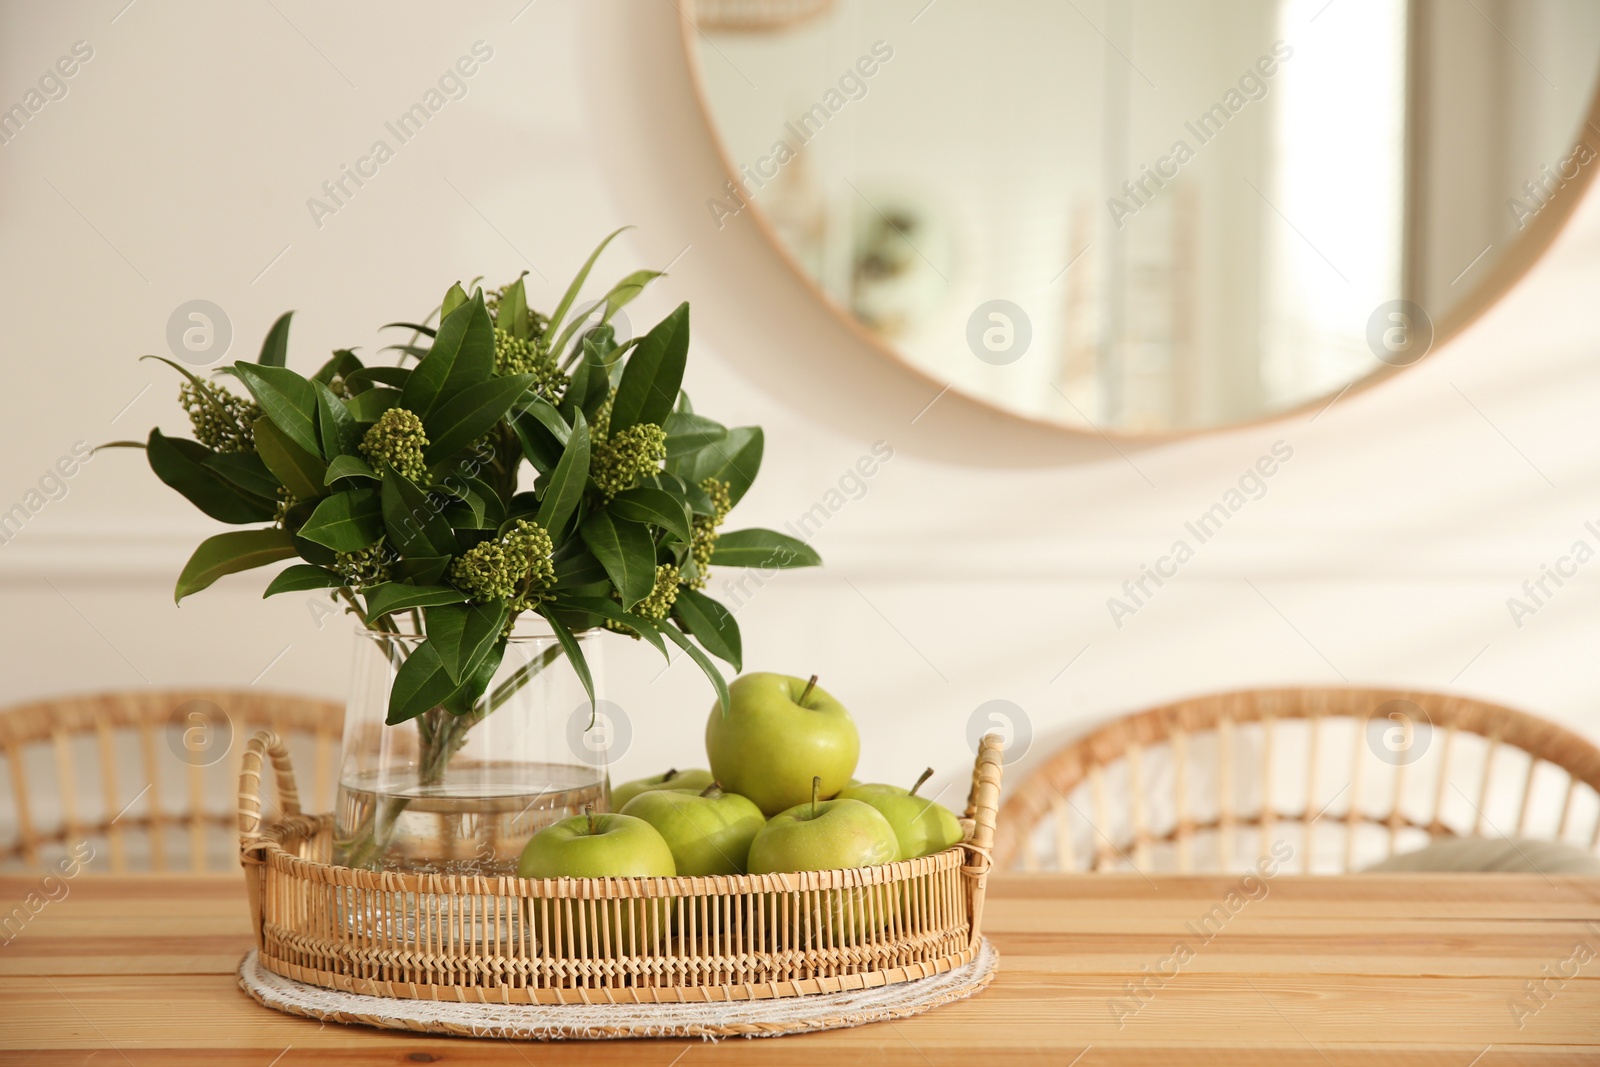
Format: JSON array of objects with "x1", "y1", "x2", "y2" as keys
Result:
[
  {"x1": 391, "y1": 555, "x2": 451, "y2": 586},
  {"x1": 381, "y1": 472, "x2": 457, "y2": 557},
  {"x1": 138, "y1": 354, "x2": 214, "y2": 395},
  {"x1": 291, "y1": 530, "x2": 336, "y2": 566},
  {"x1": 422, "y1": 373, "x2": 534, "y2": 463},
  {"x1": 427, "y1": 600, "x2": 508, "y2": 685},
  {"x1": 233, "y1": 362, "x2": 322, "y2": 458},
  {"x1": 661, "y1": 623, "x2": 730, "y2": 717},
  {"x1": 146, "y1": 429, "x2": 275, "y2": 524},
  {"x1": 610, "y1": 302, "x2": 688, "y2": 434},
  {"x1": 174, "y1": 527, "x2": 296, "y2": 603},
  {"x1": 363, "y1": 582, "x2": 468, "y2": 623},
  {"x1": 343, "y1": 366, "x2": 411, "y2": 392},
  {"x1": 323, "y1": 454, "x2": 378, "y2": 485},
  {"x1": 675, "y1": 426, "x2": 763, "y2": 506},
  {"x1": 263, "y1": 564, "x2": 341, "y2": 598},
  {"x1": 441, "y1": 637, "x2": 506, "y2": 716},
  {"x1": 201, "y1": 450, "x2": 280, "y2": 501},
  {"x1": 553, "y1": 596, "x2": 667, "y2": 656},
  {"x1": 653, "y1": 471, "x2": 715, "y2": 515},
  {"x1": 440, "y1": 283, "x2": 469, "y2": 320},
  {"x1": 548, "y1": 268, "x2": 663, "y2": 363},
  {"x1": 560, "y1": 333, "x2": 614, "y2": 418},
  {"x1": 511, "y1": 414, "x2": 559, "y2": 475},
  {"x1": 608, "y1": 486, "x2": 692, "y2": 542},
  {"x1": 382, "y1": 321, "x2": 437, "y2": 338},
  {"x1": 386, "y1": 639, "x2": 455, "y2": 725},
  {"x1": 346, "y1": 387, "x2": 402, "y2": 423},
  {"x1": 672, "y1": 587, "x2": 742, "y2": 670},
  {"x1": 600, "y1": 270, "x2": 664, "y2": 324},
  {"x1": 544, "y1": 226, "x2": 630, "y2": 346},
  {"x1": 535, "y1": 409, "x2": 590, "y2": 538},
  {"x1": 579, "y1": 511, "x2": 656, "y2": 608},
  {"x1": 253, "y1": 416, "x2": 327, "y2": 501},
  {"x1": 499, "y1": 274, "x2": 531, "y2": 340},
  {"x1": 438, "y1": 476, "x2": 504, "y2": 530},
  {"x1": 401, "y1": 292, "x2": 494, "y2": 419},
  {"x1": 543, "y1": 613, "x2": 596, "y2": 716},
  {"x1": 311, "y1": 348, "x2": 362, "y2": 386},
  {"x1": 297, "y1": 488, "x2": 383, "y2": 552},
  {"x1": 710, "y1": 528, "x2": 822, "y2": 568},
  {"x1": 314, "y1": 381, "x2": 360, "y2": 459},
  {"x1": 552, "y1": 546, "x2": 608, "y2": 588},
  {"x1": 520, "y1": 397, "x2": 571, "y2": 445},
  {"x1": 257, "y1": 311, "x2": 293, "y2": 367},
  {"x1": 664, "y1": 411, "x2": 728, "y2": 459},
  {"x1": 511, "y1": 398, "x2": 569, "y2": 475}
]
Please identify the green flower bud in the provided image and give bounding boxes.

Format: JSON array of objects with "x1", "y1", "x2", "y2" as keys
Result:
[
  {"x1": 273, "y1": 487, "x2": 297, "y2": 527},
  {"x1": 451, "y1": 540, "x2": 519, "y2": 602},
  {"x1": 359, "y1": 408, "x2": 429, "y2": 483},
  {"x1": 634, "y1": 564, "x2": 681, "y2": 621},
  {"x1": 504, "y1": 519, "x2": 557, "y2": 612},
  {"x1": 493, "y1": 328, "x2": 568, "y2": 402},
  {"x1": 688, "y1": 477, "x2": 732, "y2": 589},
  {"x1": 179, "y1": 380, "x2": 261, "y2": 454},
  {"x1": 450, "y1": 519, "x2": 557, "y2": 607},
  {"x1": 606, "y1": 564, "x2": 681, "y2": 635},
  {"x1": 591, "y1": 422, "x2": 667, "y2": 499},
  {"x1": 334, "y1": 543, "x2": 391, "y2": 591}
]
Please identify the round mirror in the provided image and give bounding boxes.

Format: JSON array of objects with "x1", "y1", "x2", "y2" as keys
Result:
[{"x1": 685, "y1": 0, "x2": 1600, "y2": 433}]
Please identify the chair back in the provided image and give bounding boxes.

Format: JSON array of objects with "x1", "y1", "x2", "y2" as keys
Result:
[
  {"x1": 0, "y1": 689, "x2": 342, "y2": 873},
  {"x1": 995, "y1": 687, "x2": 1600, "y2": 873}
]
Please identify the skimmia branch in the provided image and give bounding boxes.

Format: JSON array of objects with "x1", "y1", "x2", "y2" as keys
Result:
[{"x1": 119, "y1": 229, "x2": 821, "y2": 724}]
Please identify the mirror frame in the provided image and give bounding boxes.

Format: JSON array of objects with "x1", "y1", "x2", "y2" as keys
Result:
[{"x1": 677, "y1": 5, "x2": 1600, "y2": 440}]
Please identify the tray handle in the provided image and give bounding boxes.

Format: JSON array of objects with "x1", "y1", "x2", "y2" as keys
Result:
[
  {"x1": 239, "y1": 730, "x2": 301, "y2": 953},
  {"x1": 962, "y1": 732, "x2": 1004, "y2": 946},
  {"x1": 238, "y1": 730, "x2": 301, "y2": 862}
]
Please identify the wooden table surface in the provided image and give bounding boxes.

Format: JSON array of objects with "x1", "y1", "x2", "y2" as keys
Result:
[{"x1": 1, "y1": 873, "x2": 1597, "y2": 1065}]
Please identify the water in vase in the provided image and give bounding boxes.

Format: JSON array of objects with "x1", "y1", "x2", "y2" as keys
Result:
[{"x1": 334, "y1": 761, "x2": 607, "y2": 875}]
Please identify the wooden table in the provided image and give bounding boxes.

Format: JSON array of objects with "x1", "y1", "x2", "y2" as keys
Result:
[{"x1": 1, "y1": 873, "x2": 1596, "y2": 1064}]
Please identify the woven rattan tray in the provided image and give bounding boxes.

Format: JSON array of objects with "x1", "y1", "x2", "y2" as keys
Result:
[{"x1": 237, "y1": 730, "x2": 1002, "y2": 1007}]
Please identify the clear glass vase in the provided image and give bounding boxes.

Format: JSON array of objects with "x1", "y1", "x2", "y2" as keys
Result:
[{"x1": 333, "y1": 625, "x2": 610, "y2": 874}]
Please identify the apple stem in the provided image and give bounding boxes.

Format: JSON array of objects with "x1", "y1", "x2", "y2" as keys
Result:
[
  {"x1": 799, "y1": 674, "x2": 819, "y2": 705},
  {"x1": 701, "y1": 781, "x2": 723, "y2": 798},
  {"x1": 812, "y1": 775, "x2": 821, "y2": 819},
  {"x1": 585, "y1": 804, "x2": 598, "y2": 836},
  {"x1": 910, "y1": 767, "x2": 935, "y2": 797}
]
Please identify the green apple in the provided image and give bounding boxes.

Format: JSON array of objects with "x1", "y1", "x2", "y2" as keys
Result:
[
  {"x1": 620, "y1": 783, "x2": 766, "y2": 877},
  {"x1": 746, "y1": 779, "x2": 898, "y2": 874},
  {"x1": 518, "y1": 811, "x2": 677, "y2": 878},
  {"x1": 706, "y1": 673, "x2": 860, "y2": 816},
  {"x1": 610, "y1": 767, "x2": 716, "y2": 810},
  {"x1": 839, "y1": 768, "x2": 965, "y2": 860},
  {"x1": 518, "y1": 811, "x2": 676, "y2": 955},
  {"x1": 747, "y1": 777, "x2": 900, "y2": 947}
]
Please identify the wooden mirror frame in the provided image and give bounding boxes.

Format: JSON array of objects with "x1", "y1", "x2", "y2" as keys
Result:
[{"x1": 668, "y1": 0, "x2": 1600, "y2": 441}]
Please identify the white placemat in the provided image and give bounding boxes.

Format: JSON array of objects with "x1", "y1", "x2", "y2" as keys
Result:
[{"x1": 238, "y1": 939, "x2": 999, "y2": 1041}]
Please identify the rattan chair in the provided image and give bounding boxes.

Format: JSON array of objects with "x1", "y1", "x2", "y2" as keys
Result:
[
  {"x1": 995, "y1": 687, "x2": 1600, "y2": 874},
  {"x1": 0, "y1": 689, "x2": 342, "y2": 873}
]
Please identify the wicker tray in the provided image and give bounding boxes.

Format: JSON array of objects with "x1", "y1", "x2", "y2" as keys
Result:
[{"x1": 238, "y1": 730, "x2": 1003, "y2": 1006}]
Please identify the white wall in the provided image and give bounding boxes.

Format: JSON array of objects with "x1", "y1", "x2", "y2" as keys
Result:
[{"x1": 1, "y1": 0, "x2": 1597, "y2": 807}]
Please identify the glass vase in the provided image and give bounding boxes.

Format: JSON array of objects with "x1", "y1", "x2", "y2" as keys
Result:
[{"x1": 333, "y1": 625, "x2": 610, "y2": 874}]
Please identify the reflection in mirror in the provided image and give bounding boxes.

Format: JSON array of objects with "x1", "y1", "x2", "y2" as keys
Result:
[{"x1": 690, "y1": 0, "x2": 1600, "y2": 432}]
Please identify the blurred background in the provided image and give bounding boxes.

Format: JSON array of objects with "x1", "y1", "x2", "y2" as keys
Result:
[{"x1": 1, "y1": 0, "x2": 1598, "y2": 811}]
